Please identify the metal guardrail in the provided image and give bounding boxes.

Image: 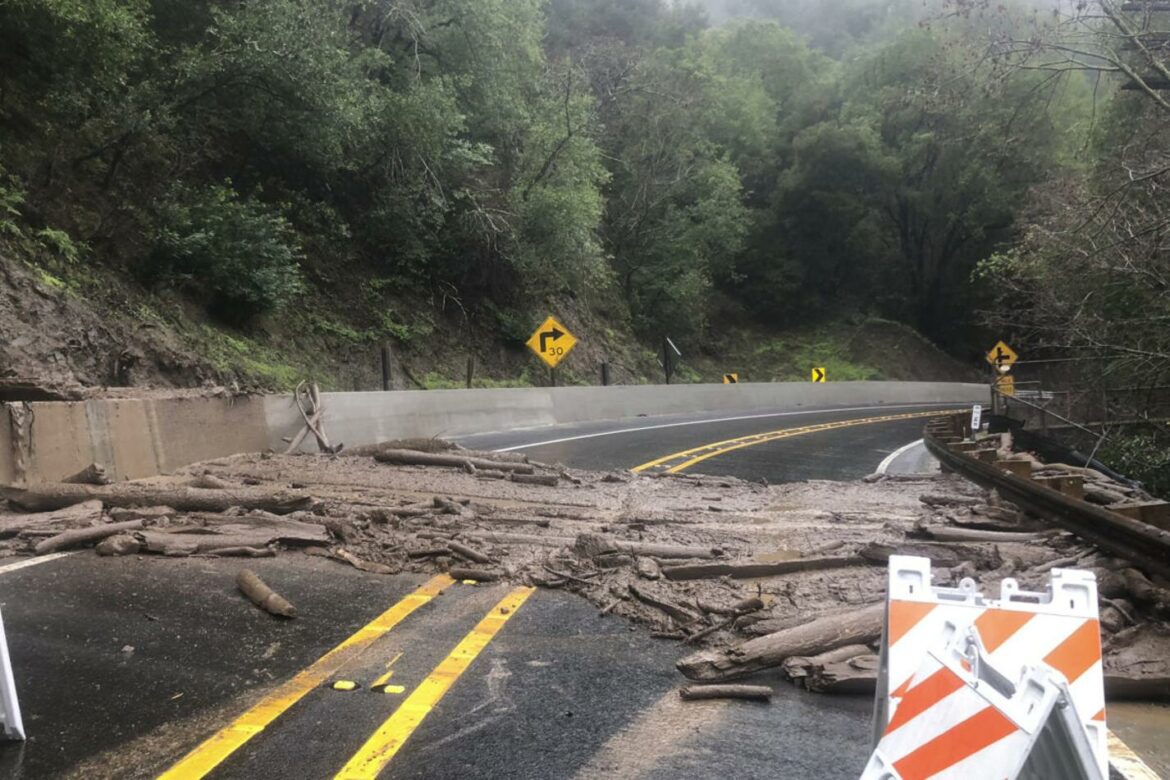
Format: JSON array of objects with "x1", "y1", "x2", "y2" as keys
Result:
[{"x1": 923, "y1": 414, "x2": 1170, "y2": 582}]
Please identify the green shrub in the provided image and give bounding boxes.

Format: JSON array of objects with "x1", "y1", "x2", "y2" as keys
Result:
[
  {"x1": 1100, "y1": 432, "x2": 1170, "y2": 498},
  {"x1": 147, "y1": 184, "x2": 304, "y2": 322}
]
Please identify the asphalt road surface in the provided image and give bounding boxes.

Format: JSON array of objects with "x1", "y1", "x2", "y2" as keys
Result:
[
  {"x1": 456, "y1": 402, "x2": 957, "y2": 481},
  {"x1": 1, "y1": 400, "x2": 1164, "y2": 778}
]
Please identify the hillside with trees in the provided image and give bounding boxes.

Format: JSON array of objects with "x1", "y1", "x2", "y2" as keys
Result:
[{"x1": 0, "y1": 0, "x2": 1129, "y2": 395}]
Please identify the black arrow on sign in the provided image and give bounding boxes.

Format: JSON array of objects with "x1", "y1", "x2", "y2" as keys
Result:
[
  {"x1": 539, "y1": 327, "x2": 565, "y2": 353},
  {"x1": 813, "y1": 368, "x2": 825, "y2": 382}
]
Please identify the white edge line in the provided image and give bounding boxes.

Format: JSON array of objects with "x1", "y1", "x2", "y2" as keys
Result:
[
  {"x1": 876, "y1": 438, "x2": 925, "y2": 475},
  {"x1": 0, "y1": 551, "x2": 77, "y2": 576},
  {"x1": 494, "y1": 403, "x2": 961, "y2": 453}
]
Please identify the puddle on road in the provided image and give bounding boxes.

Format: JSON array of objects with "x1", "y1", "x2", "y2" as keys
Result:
[{"x1": 1110, "y1": 702, "x2": 1170, "y2": 776}]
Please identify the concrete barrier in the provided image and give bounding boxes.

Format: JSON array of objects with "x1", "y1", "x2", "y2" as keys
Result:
[{"x1": 2, "y1": 382, "x2": 987, "y2": 485}]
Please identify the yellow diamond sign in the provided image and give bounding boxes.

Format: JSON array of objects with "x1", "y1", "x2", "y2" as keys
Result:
[
  {"x1": 526, "y1": 316, "x2": 577, "y2": 369},
  {"x1": 986, "y1": 340, "x2": 1018, "y2": 369}
]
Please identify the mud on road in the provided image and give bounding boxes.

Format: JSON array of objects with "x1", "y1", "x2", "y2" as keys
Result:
[{"x1": 5, "y1": 440, "x2": 1165, "y2": 698}]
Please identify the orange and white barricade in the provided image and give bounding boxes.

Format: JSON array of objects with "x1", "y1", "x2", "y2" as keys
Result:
[
  {"x1": 0, "y1": 607, "x2": 23, "y2": 741},
  {"x1": 862, "y1": 555, "x2": 1105, "y2": 780}
]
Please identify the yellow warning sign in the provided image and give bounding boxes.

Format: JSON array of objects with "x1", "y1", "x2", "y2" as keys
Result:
[
  {"x1": 525, "y1": 316, "x2": 577, "y2": 369},
  {"x1": 986, "y1": 340, "x2": 1018, "y2": 369},
  {"x1": 811, "y1": 367, "x2": 826, "y2": 383},
  {"x1": 996, "y1": 374, "x2": 1015, "y2": 397},
  {"x1": 723, "y1": 373, "x2": 738, "y2": 384}
]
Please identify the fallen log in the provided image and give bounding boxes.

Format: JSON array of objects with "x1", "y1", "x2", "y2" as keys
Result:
[
  {"x1": 679, "y1": 684, "x2": 772, "y2": 703},
  {"x1": 465, "y1": 531, "x2": 574, "y2": 548},
  {"x1": 62, "y1": 463, "x2": 111, "y2": 486},
  {"x1": 407, "y1": 547, "x2": 451, "y2": 559},
  {"x1": 0, "y1": 500, "x2": 104, "y2": 538},
  {"x1": 35, "y1": 519, "x2": 146, "y2": 555},
  {"x1": 686, "y1": 599, "x2": 767, "y2": 644},
  {"x1": 454, "y1": 448, "x2": 530, "y2": 464},
  {"x1": 1085, "y1": 486, "x2": 1128, "y2": 506},
  {"x1": 180, "y1": 512, "x2": 331, "y2": 545},
  {"x1": 629, "y1": 583, "x2": 701, "y2": 624},
  {"x1": 481, "y1": 515, "x2": 551, "y2": 529},
  {"x1": 448, "y1": 541, "x2": 493, "y2": 564},
  {"x1": 138, "y1": 532, "x2": 283, "y2": 556},
  {"x1": 1, "y1": 483, "x2": 315, "y2": 514},
  {"x1": 919, "y1": 494, "x2": 981, "y2": 508},
  {"x1": 575, "y1": 533, "x2": 721, "y2": 560},
  {"x1": 859, "y1": 542, "x2": 959, "y2": 567},
  {"x1": 662, "y1": 556, "x2": 865, "y2": 582},
  {"x1": 698, "y1": 596, "x2": 767, "y2": 616},
  {"x1": 236, "y1": 569, "x2": 297, "y2": 618},
  {"x1": 95, "y1": 534, "x2": 143, "y2": 556},
  {"x1": 334, "y1": 547, "x2": 396, "y2": 575},
  {"x1": 508, "y1": 473, "x2": 559, "y2": 487},
  {"x1": 806, "y1": 654, "x2": 880, "y2": 694},
  {"x1": 782, "y1": 644, "x2": 871, "y2": 682},
  {"x1": 542, "y1": 564, "x2": 598, "y2": 586},
  {"x1": 918, "y1": 526, "x2": 1051, "y2": 543},
  {"x1": 373, "y1": 450, "x2": 534, "y2": 474},
  {"x1": 677, "y1": 604, "x2": 884, "y2": 682},
  {"x1": 199, "y1": 546, "x2": 275, "y2": 558},
  {"x1": 190, "y1": 473, "x2": 232, "y2": 490}
]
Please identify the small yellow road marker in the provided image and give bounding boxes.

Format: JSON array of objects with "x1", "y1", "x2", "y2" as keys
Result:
[
  {"x1": 335, "y1": 586, "x2": 535, "y2": 779},
  {"x1": 331, "y1": 680, "x2": 359, "y2": 692},
  {"x1": 158, "y1": 574, "x2": 454, "y2": 779}
]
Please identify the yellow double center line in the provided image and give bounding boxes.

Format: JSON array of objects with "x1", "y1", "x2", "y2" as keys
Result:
[
  {"x1": 160, "y1": 574, "x2": 455, "y2": 779},
  {"x1": 336, "y1": 587, "x2": 534, "y2": 779},
  {"x1": 632, "y1": 409, "x2": 963, "y2": 474},
  {"x1": 159, "y1": 576, "x2": 533, "y2": 779}
]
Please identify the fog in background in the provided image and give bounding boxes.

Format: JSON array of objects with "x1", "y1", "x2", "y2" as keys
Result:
[{"x1": 686, "y1": 0, "x2": 1071, "y2": 54}]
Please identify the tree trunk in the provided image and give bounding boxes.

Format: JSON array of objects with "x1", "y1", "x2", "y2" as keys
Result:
[
  {"x1": 1, "y1": 484, "x2": 315, "y2": 514},
  {"x1": 679, "y1": 684, "x2": 773, "y2": 702},
  {"x1": 662, "y1": 556, "x2": 866, "y2": 581},
  {"x1": 34, "y1": 519, "x2": 145, "y2": 555},
  {"x1": 677, "y1": 604, "x2": 885, "y2": 682},
  {"x1": 372, "y1": 450, "x2": 534, "y2": 474}
]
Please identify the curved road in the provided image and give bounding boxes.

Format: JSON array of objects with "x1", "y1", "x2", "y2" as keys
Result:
[
  {"x1": 6, "y1": 398, "x2": 1164, "y2": 779},
  {"x1": 457, "y1": 402, "x2": 947, "y2": 481}
]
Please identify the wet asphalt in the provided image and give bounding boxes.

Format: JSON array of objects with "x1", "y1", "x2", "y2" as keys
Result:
[{"x1": 11, "y1": 401, "x2": 1160, "y2": 779}]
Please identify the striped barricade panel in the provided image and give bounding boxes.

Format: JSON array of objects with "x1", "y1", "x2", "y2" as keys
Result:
[
  {"x1": 0, "y1": 607, "x2": 24, "y2": 741},
  {"x1": 862, "y1": 556, "x2": 1105, "y2": 780}
]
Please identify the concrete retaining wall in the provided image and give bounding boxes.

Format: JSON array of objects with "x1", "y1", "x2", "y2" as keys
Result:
[{"x1": 3, "y1": 382, "x2": 987, "y2": 485}]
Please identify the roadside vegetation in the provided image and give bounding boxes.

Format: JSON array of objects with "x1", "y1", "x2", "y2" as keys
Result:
[{"x1": 0, "y1": 0, "x2": 1094, "y2": 387}]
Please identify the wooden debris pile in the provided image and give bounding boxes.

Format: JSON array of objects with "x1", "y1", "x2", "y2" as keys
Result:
[{"x1": 2, "y1": 437, "x2": 1168, "y2": 703}]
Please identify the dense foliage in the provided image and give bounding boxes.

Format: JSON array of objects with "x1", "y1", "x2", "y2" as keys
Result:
[{"x1": 0, "y1": 0, "x2": 1087, "y2": 354}]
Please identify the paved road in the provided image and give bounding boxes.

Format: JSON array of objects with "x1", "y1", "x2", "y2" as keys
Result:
[
  {"x1": 0, "y1": 555, "x2": 872, "y2": 780},
  {"x1": 2, "y1": 401, "x2": 1164, "y2": 778},
  {"x1": 457, "y1": 402, "x2": 955, "y2": 481}
]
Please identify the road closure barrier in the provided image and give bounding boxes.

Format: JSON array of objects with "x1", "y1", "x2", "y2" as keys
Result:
[
  {"x1": 0, "y1": 607, "x2": 24, "y2": 741},
  {"x1": 862, "y1": 555, "x2": 1105, "y2": 780}
]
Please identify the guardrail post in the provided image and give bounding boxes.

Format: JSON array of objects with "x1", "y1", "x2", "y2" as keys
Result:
[
  {"x1": 465, "y1": 356, "x2": 475, "y2": 389},
  {"x1": 601, "y1": 361, "x2": 610, "y2": 386}
]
